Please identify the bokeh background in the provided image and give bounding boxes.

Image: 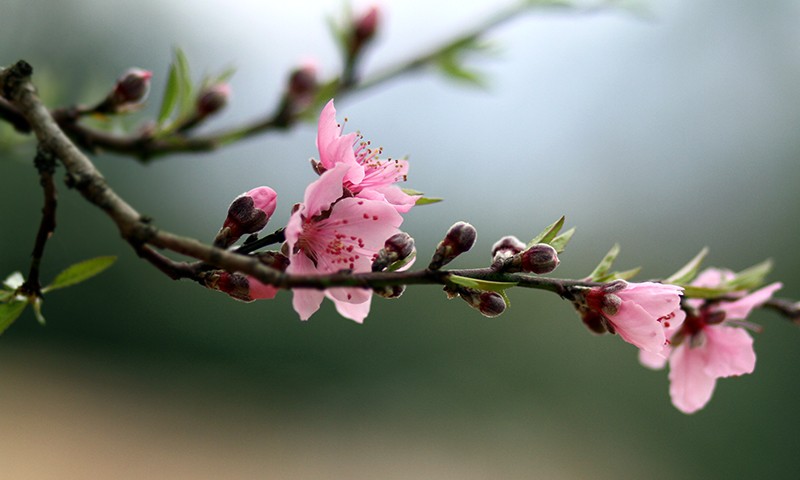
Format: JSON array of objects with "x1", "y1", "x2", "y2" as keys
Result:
[{"x1": 2, "y1": 0, "x2": 800, "y2": 478}]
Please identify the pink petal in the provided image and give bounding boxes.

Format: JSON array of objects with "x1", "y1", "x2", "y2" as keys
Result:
[
  {"x1": 329, "y1": 292, "x2": 372, "y2": 323},
  {"x1": 617, "y1": 282, "x2": 683, "y2": 319},
  {"x1": 316, "y1": 100, "x2": 358, "y2": 170},
  {"x1": 692, "y1": 268, "x2": 735, "y2": 288},
  {"x1": 358, "y1": 185, "x2": 419, "y2": 213},
  {"x1": 248, "y1": 277, "x2": 278, "y2": 300},
  {"x1": 639, "y1": 349, "x2": 668, "y2": 370},
  {"x1": 701, "y1": 325, "x2": 756, "y2": 378},
  {"x1": 293, "y1": 289, "x2": 325, "y2": 321},
  {"x1": 668, "y1": 343, "x2": 717, "y2": 414},
  {"x1": 608, "y1": 301, "x2": 666, "y2": 354},
  {"x1": 719, "y1": 282, "x2": 782, "y2": 320},
  {"x1": 301, "y1": 162, "x2": 350, "y2": 218}
]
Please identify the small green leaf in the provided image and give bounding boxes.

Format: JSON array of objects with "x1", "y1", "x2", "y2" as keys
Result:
[
  {"x1": 682, "y1": 285, "x2": 733, "y2": 299},
  {"x1": 436, "y1": 54, "x2": 487, "y2": 87},
  {"x1": 387, "y1": 251, "x2": 416, "y2": 272},
  {"x1": 528, "y1": 216, "x2": 565, "y2": 248},
  {"x1": 416, "y1": 197, "x2": 443, "y2": 206},
  {"x1": 401, "y1": 188, "x2": 425, "y2": 196},
  {"x1": 449, "y1": 274, "x2": 517, "y2": 293},
  {"x1": 726, "y1": 259, "x2": 772, "y2": 291},
  {"x1": 43, "y1": 256, "x2": 117, "y2": 293},
  {"x1": 665, "y1": 247, "x2": 709, "y2": 285},
  {"x1": 174, "y1": 48, "x2": 195, "y2": 118},
  {"x1": 157, "y1": 62, "x2": 179, "y2": 125},
  {"x1": 0, "y1": 300, "x2": 27, "y2": 335},
  {"x1": 589, "y1": 244, "x2": 620, "y2": 282},
  {"x1": 599, "y1": 266, "x2": 641, "y2": 283},
  {"x1": 549, "y1": 227, "x2": 575, "y2": 254}
]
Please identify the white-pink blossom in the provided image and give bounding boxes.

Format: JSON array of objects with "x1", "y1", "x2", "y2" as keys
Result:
[
  {"x1": 639, "y1": 267, "x2": 782, "y2": 414},
  {"x1": 285, "y1": 163, "x2": 403, "y2": 323}
]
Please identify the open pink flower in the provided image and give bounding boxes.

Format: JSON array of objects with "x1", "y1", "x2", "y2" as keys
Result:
[
  {"x1": 285, "y1": 163, "x2": 403, "y2": 323},
  {"x1": 585, "y1": 281, "x2": 685, "y2": 354},
  {"x1": 639, "y1": 267, "x2": 782, "y2": 414},
  {"x1": 315, "y1": 100, "x2": 418, "y2": 213}
]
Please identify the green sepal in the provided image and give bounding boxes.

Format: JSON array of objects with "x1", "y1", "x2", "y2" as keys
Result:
[
  {"x1": 589, "y1": 244, "x2": 620, "y2": 282},
  {"x1": 527, "y1": 216, "x2": 565, "y2": 248},
  {"x1": 665, "y1": 247, "x2": 709, "y2": 285},
  {"x1": 549, "y1": 227, "x2": 575, "y2": 254},
  {"x1": 448, "y1": 274, "x2": 518, "y2": 293},
  {"x1": 0, "y1": 300, "x2": 27, "y2": 335},
  {"x1": 726, "y1": 259, "x2": 772, "y2": 292},
  {"x1": 42, "y1": 256, "x2": 117, "y2": 293}
]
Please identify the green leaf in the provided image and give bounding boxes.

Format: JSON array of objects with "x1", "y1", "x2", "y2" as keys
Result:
[
  {"x1": 157, "y1": 62, "x2": 179, "y2": 125},
  {"x1": 448, "y1": 274, "x2": 517, "y2": 293},
  {"x1": 435, "y1": 53, "x2": 487, "y2": 87},
  {"x1": 528, "y1": 216, "x2": 565, "y2": 248},
  {"x1": 43, "y1": 256, "x2": 117, "y2": 293},
  {"x1": 726, "y1": 259, "x2": 772, "y2": 291},
  {"x1": 415, "y1": 197, "x2": 443, "y2": 206},
  {"x1": 174, "y1": 48, "x2": 195, "y2": 117},
  {"x1": 549, "y1": 227, "x2": 575, "y2": 254},
  {"x1": 682, "y1": 285, "x2": 733, "y2": 299},
  {"x1": 598, "y1": 266, "x2": 641, "y2": 283},
  {"x1": 589, "y1": 244, "x2": 620, "y2": 282},
  {"x1": 401, "y1": 188, "x2": 425, "y2": 196},
  {"x1": 665, "y1": 247, "x2": 709, "y2": 285},
  {"x1": 0, "y1": 300, "x2": 27, "y2": 335},
  {"x1": 387, "y1": 251, "x2": 416, "y2": 272}
]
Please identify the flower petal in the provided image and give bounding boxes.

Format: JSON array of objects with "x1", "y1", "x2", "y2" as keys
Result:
[
  {"x1": 609, "y1": 301, "x2": 666, "y2": 354},
  {"x1": 701, "y1": 325, "x2": 756, "y2": 378},
  {"x1": 719, "y1": 282, "x2": 782, "y2": 320},
  {"x1": 668, "y1": 343, "x2": 717, "y2": 414}
]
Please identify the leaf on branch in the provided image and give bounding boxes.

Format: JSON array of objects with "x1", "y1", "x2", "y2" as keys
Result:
[
  {"x1": 387, "y1": 251, "x2": 416, "y2": 272},
  {"x1": 401, "y1": 188, "x2": 444, "y2": 206},
  {"x1": 682, "y1": 285, "x2": 734, "y2": 299},
  {"x1": 448, "y1": 274, "x2": 518, "y2": 293},
  {"x1": 665, "y1": 247, "x2": 709, "y2": 285},
  {"x1": 434, "y1": 50, "x2": 487, "y2": 88},
  {"x1": 549, "y1": 227, "x2": 575, "y2": 254},
  {"x1": 528, "y1": 216, "x2": 565, "y2": 247},
  {"x1": 0, "y1": 300, "x2": 27, "y2": 335},
  {"x1": 175, "y1": 48, "x2": 195, "y2": 118},
  {"x1": 157, "y1": 62, "x2": 180, "y2": 125},
  {"x1": 725, "y1": 259, "x2": 772, "y2": 291},
  {"x1": 600, "y1": 266, "x2": 641, "y2": 283},
  {"x1": 42, "y1": 256, "x2": 117, "y2": 293},
  {"x1": 589, "y1": 244, "x2": 620, "y2": 282}
]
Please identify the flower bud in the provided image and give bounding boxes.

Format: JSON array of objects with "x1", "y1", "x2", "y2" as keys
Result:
[
  {"x1": 210, "y1": 271, "x2": 277, "y2": 302},
  {"x1": 519, "y1": 243, "x2": 560, "y2": 275},
  {"x1": 578, "y1": 306, "x2": 611, "y2": 335},
  {"x1": 110, "y1": 68, "x2": 152, "y2": 107},
  {"x1": 457, "y1": 288, "x2": 506, "y2": 318},
  {"x1": 217, "y1": 186, "x2": 278, "y2": 247},
  {"x1": 197, "y1": 83, "x2": 231, "y2": 117},
  {"x1": 429, "y1": 221, "x2": 477, "y2": 270},
  {"x1": 288, "y1": 62, "x2": 318, "y2": 105},
  {"x1": 490, "y1": 235, "x2": 527, "y2": 270},
  {"x1": 372, "y1": 232, "x2": 415, "y2": 272},
  {"x1": 353, "y1": 6, "x2": 380, "y2": 47}
]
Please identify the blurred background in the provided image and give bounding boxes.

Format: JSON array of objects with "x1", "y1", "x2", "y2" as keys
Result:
[{"x1": 2, "y1": 0, "x2": 800, "y2": 478}]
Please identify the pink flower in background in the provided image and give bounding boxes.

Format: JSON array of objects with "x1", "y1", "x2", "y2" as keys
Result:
[
  {"x1": 585, "y1": 281, "x2": 685, "y2": 354},
  {"x1": 639, "y1": 268, "x2": 782, "y2": 414},
  {"x1": 315, "y1": 100, "x2": 419, "y2": 213},
  {"x1": 285, "y1": 163, "x2": 403, "y2": 323}
]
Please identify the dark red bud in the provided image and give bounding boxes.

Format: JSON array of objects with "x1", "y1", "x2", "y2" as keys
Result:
[
  {"x1": 429, "y1": 221, "x2": 477, "y2": 270},
  {"x1": 197, "y1": 83, "x2": 231, "y2": 117},
  {"x1": 111, "y1": 68, "x2": 152, "y2": 105},
  {"x1": 519, "y1": 243, "x2": 560, "y2": 274}
]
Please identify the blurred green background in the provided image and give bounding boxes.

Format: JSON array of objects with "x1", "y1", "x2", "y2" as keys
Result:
[{"x1": 2, "y1": 0, "x2": 800, "y2": 478}]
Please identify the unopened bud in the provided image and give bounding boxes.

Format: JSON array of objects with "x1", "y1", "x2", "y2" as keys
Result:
[
  {"x1": 457, "y1": 288, "x2": 506, "y2": 318},
  {"x1": 373, "y1": 284, "x2": 406, "y2": 299},
  {"x1": 208, "y1": 271, "x2": 277, "y2": 302},
  {"x1": 490, "y1": 235, "x2": 527, "y2": 270},
  {"x1": 519, "y1": 243, "x2": 560, "y2": 274},
  {"x1": 353, "y1": 6, "x2": 380, "y2": 48},
  {"x1": 429, "y1": 221, "x2": 477, "y2": 270},
  {"x1": 288, "y1": 63, "x2": 318, "y2": 105},
  {"x1": 372, "y1": 232, "x2": 415, "y2": 271},
  {"x1": 197, "y1": 83, "x2": 231, "y2": 117},
  {"x1": 110, "y1": 68, "x2": 152, "y2": 107},
  {"x1": 578, "y1": 306, "x2": 611, "y2": 335},
  {"x1": 217, "y1": 186, "x2": 278, "y2": 247}
]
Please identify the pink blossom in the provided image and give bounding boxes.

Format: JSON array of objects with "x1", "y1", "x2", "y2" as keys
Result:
[
  {"x1": 585, "y1": 281, "x2": 685, "y2": 355},
  {"x1": 315, "y1": 100, "x2": 419, "y2": 213},
  {"x1": 639, "y1": 267, "x2": 782, "y2": 414},
  {"x1": 285, "y1": 163, "x2": 403, "y2": 323}
]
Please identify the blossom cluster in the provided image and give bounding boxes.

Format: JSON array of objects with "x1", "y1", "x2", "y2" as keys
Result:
[
  {"x1": 574, "y1": 270, "x2": 781, "y2": 414},
  {"x1": 210, "y1": 100, "x2": 417, "y2": 323}
]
